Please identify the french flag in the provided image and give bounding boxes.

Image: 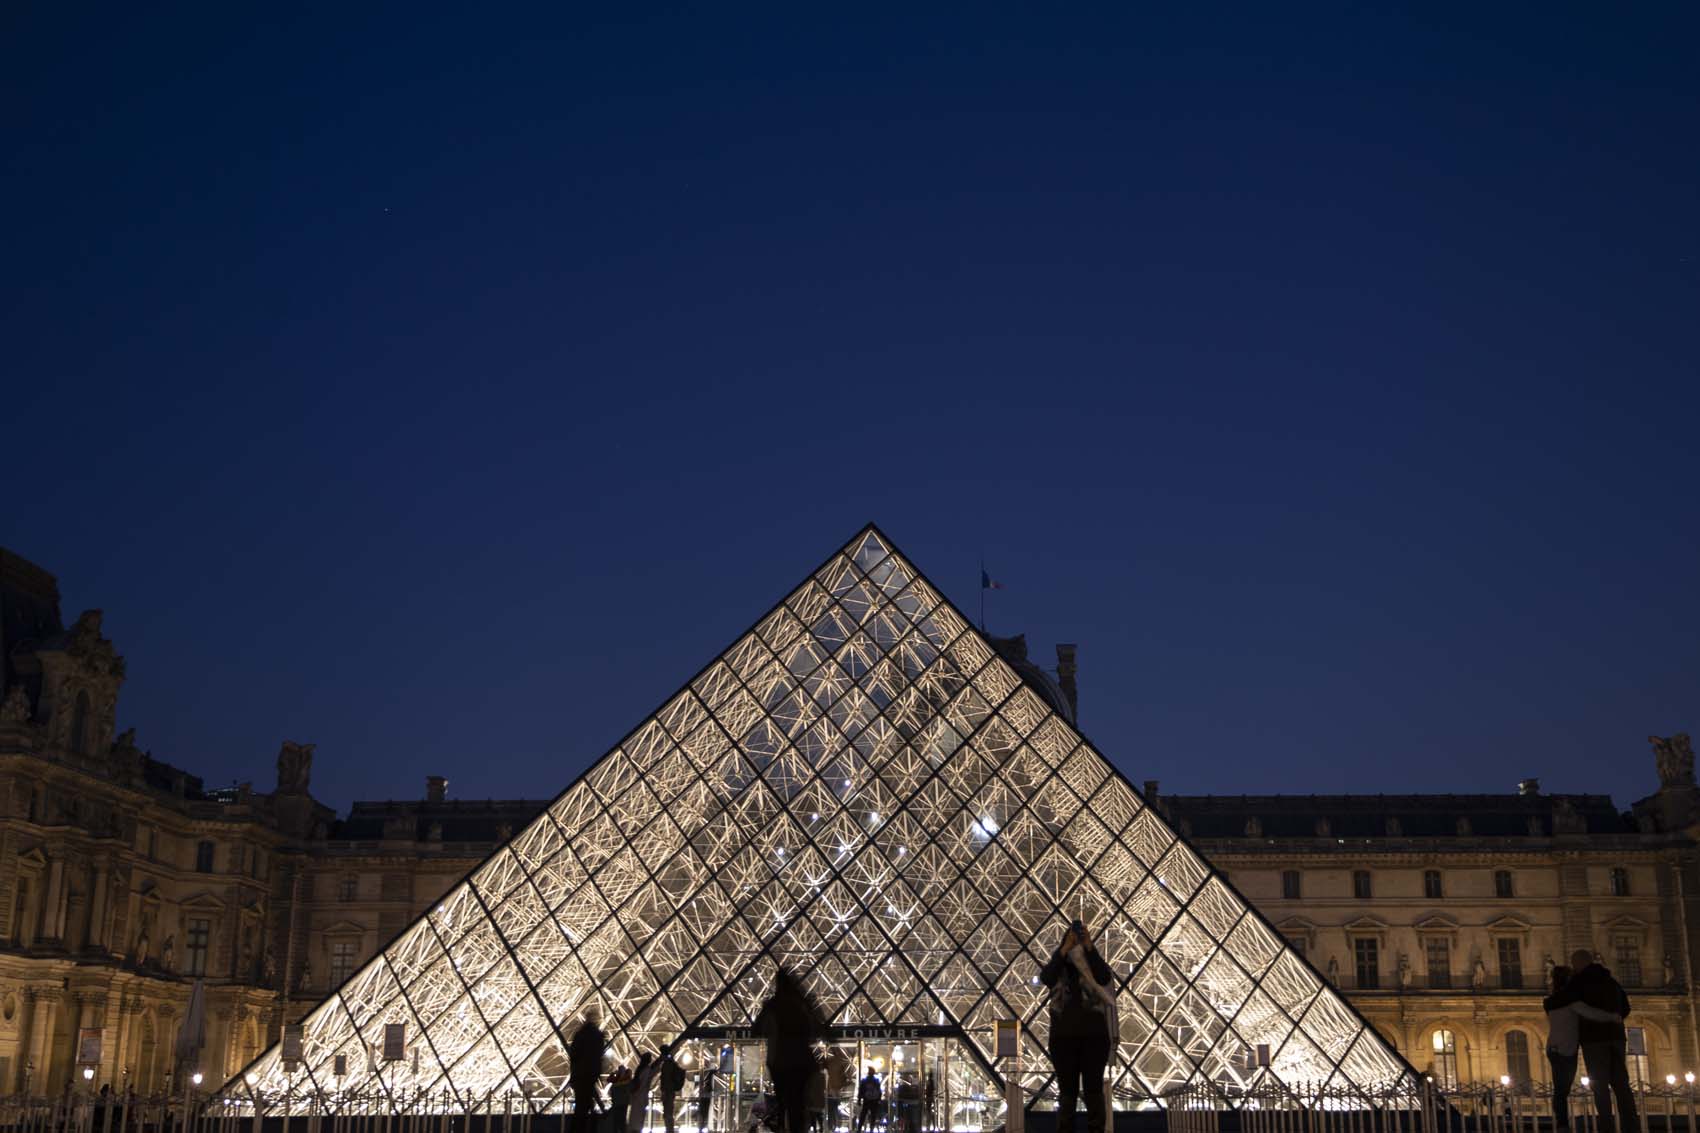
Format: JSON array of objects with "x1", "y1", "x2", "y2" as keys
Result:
[{"x1": 981, "y1": 569, "x2": 1004, "y2": 591}]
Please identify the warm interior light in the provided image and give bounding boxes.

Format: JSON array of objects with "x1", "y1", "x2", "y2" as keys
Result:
[
  {"x1": 82, "y1": 1068, "x2": 94, "y2": 1081},
  {"x1": 1669, "y1": 1075, "x2": 1678, "y2": 1086},
  {"x1": 192, "y1": 1073, "x2": 204, "y2": 1086},
  {"x1": 1687, "y1": 1072, "x2": 1695, "y2": 1084},
  {"x1": 1499, "y1": 1076, "x2": 1510, "y2": 1086}
]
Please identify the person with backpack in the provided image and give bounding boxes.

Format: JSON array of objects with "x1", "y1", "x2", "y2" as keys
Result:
[
  {"x1": 1039, "y1": 919, "x2": 1116, "y2": 1133},
  {"x1": 855, "y1": 1068, "x2": 883, "y2": 1133},
  {"x1": 659, "y1": 1052, "x2": 688, "y2": 1133}
]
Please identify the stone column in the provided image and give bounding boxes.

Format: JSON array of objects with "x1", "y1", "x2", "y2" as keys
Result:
[
  {"x1": 106, "y1": 993, "x2": 132, "y2": 1092},
  {"x1": 88, "y1": 862, "x2": 110, "y2": 953},
  {"x1": 41, "y1": 858, "x2": 64, "y2": 943},
  {"x1": 22, "y1": 987, "x2": 61, "y2": 1095}
]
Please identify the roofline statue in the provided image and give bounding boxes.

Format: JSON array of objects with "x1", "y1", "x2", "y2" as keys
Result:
[{"x1": 1651, "y1": 734, "x2": 1695, "y2": 789}]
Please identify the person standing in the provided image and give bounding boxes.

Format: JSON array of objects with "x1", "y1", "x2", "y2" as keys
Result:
[
  {"x1": 659, "y1": 1052, "x2": 688, "y2": 1133},
  {"x1": 1548, "y1": 950, "x2": 1637, "y2": 1133},
  {"x1": 855, "y1": 1068, "x2": 882, "y2": 1133},
  {"x1": 570, "y1": 1009, "x2": 609, "y2": 1133},
  {"x1": 806, "y1": 1061, "x2": 828, "y2": 1133},
  {"x1": 629, "y1": 1052, "x2": 657, "y2": 1133},
  {"x1": 695, "y1": 1065, "x2": 719, "y2": 1133},
  {"x1": 610, "y1": 1065, "x2": 635, "y2": 1133},
  {"x1": 1039, "y1": 920, "x2": 1116, "y2": 1133},
  {"x1": 754, "y1": 968, "x2": 827, "y2": 1133},
  {"x1": 825, "y1": 1049, "x2": 850, "y2": 1133}
]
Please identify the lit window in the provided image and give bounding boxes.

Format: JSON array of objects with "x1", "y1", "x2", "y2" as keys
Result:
[
  {"x1": 1431, "y1": 1029, "x2": 1459, "y2": 1089},
  {"x1": 1505, "y1": 1030, "x2": 1531, "y2": 1085},
  {"x1": 186, "y1": 918, "x2": 211, "y2": 976},
  {"x1": 1626, "y1": 1027, "x2": 1649, "y2": 1087}
]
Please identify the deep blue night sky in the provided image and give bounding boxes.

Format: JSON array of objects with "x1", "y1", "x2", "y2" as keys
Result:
[{"x1": 5, "y1": 7, "x2": 1696, "y2": 813}]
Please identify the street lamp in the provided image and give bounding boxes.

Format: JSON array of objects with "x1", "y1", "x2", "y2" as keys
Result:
[
  {"x1": 83, "y1": 1068, "x2": 94, "y2": 1082},
  {"x1": 191, "y1": 1073, "x2": 203, "y2": 1087},
  {"x1": 1582, "y1": 1077, "x2": 1591, "y2": 1088},
  {"x1": 1669, "y1": 1076, "x2": 1678, "y2": 1086}
]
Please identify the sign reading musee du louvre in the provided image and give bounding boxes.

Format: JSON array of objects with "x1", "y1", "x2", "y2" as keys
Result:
[{"x1": 226, "y1": 526, "x2": 1413, "y2": 1108}]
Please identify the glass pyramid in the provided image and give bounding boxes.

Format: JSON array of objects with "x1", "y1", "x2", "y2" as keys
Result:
[{"x1": 228, "y1": 526, "x2": 1413, "y2": 1110}]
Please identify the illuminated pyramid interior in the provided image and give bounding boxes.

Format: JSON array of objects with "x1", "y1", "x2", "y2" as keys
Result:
[{"x1": 228, "y1": 526, "x2": 1412, "y2": 1111}]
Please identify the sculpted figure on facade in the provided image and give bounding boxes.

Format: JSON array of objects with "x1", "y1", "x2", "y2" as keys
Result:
[
  {"x1": 0, "y1": 685, "x2": 30, "y2": 725},
  {"x1": 1652, "y1": 734, "x2": 1696, "y2": 788},
  {"x1": 1472, "y1": 956, "x2": 1487, "y2": 989},
  {"x1": 1397, "y1": 953, "x2": 1413, "y2": 989},
  {"x1": 275, "y1": 741, "x2": 315, "y2": 794}
]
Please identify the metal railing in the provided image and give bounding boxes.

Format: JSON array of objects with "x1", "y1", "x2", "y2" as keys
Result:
[{"x1": 1166, "y1": 1079, "x2": 1700, "y2": 1133}]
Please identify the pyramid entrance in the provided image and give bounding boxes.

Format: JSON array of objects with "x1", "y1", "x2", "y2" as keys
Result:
[{"x1": 223, "y1": 526, "x2": 1415, "y2": 1117}]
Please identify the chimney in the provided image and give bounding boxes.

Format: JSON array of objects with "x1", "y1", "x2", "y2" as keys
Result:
[
  {"x1": 1055, "y1": 643, "x2": 1078, "y2": 721},
  {"x1": 1518, "y1": 778, "x2": 1541, "y2": 797},
  {"x1": 426, "y1": 775, "x2": 448, "y2": 803}
]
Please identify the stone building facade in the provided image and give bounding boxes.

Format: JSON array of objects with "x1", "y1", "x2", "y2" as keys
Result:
[
  {"x1": 1157, "y1": 760, "x2": 1700, "y2": 1091},
  {"x1": 1, "y1": 546, "x2": 1696, "y2": 1096}
]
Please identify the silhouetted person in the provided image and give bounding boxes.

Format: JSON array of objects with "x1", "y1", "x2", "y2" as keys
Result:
[
  {"x1": 754, "y1": 968, "x2": 827, "y2": 1133},
  {"x1": 695, "y1": 1066, "x2": 718, "y2": 1133},
  {"x1": 855, "y1": 1068, "x2": 882, "y2": 1133},
  {"x1": 571, "y1": 1009, "x2": 608, "y2": 1133},
  {"x1": 629, "y1": 1052, "x2": 656, "y2": 1133},
  {"x1": 659, "y1": 1053, "x2": 687, "y2": 1133},
  {"x1": 610, "y1": 1065, "x2": 634, "y2": 1133},
  {"x1": 1040, "y1": 919, "x2": 1116, "y2": 1133},
  {"x1": 826, "y1": 1050, "x2": 850, "y2": 1133},
  {"x1": 1548, "y1": 950, "x2": 1637, "y2": 1133}
]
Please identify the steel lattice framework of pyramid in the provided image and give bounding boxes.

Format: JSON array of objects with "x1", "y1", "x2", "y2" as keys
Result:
[{"x1": 229, "y1": 526, "x2": 1414, "y2": 1109}]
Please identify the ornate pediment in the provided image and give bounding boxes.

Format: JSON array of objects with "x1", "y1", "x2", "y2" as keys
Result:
[
  {"x1": 1486, "y1": 914, "x2": 1534, "y2": 935},
  {"x1": 1413, "y1": 913, "x2": 1460, "y2": 935},
  {"x1": 181, "y1": 891, "x2": 227, "y2": 911},
  {"x1": 321, "y1": 919, "x2": 366, "y2": 937}
]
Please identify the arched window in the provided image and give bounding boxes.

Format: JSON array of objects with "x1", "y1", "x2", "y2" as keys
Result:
[
  {"x1": 69, "y1": 690, "x2": 91, "y2": 755},
  {"x1": 1431, "y1": 1029, "x2": 1459, "y2": 1089},
  {"x1": 1505, "y1": 1029, "x2": 1531, "y2": 1085}
]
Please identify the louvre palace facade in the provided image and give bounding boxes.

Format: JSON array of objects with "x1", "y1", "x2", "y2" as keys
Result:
[{"x1": 1, "y1": 540, "x2": 1696, "y2": 1108}]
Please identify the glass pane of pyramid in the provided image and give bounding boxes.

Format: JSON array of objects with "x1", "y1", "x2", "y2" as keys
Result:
[{"x1": 224, "y1": 526, "x2": 1415, "y2": 1111}]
